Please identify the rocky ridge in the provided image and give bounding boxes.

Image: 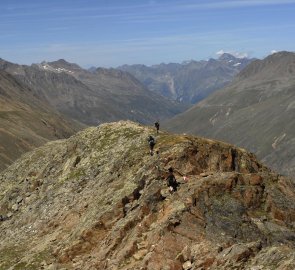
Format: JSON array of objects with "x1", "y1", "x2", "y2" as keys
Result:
[{"x1": 0, "y1": 121, "x2": 295, "y2": 269}]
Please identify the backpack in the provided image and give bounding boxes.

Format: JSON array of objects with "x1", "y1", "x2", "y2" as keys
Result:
[
  {"x1": 167, "y1": 174, "x2": 177, "y2": 187},
  {"x1": 148, "y1": 136, "x2": 155, "y2": 146}
]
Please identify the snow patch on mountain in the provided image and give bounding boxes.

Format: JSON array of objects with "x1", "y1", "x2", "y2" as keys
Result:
[{"x1": 39, "y1": 62, "x2": 74, "y2": 74}]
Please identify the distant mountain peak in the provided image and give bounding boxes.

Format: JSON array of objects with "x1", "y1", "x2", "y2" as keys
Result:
[
  {"x1": 238, "y1": 50, "x2": 295, "y2": 80},
  {"x1": 37, "y1": 59, "x2": 82, "y2": 74},
  {"x1": 265, "y1": 50, "x2": 294, "y2": 60},
  {"x1": 55, "y1": 58, "x2": 69, "y2": 64},
  {"x1": 48, "y1": 59, "x2": 82, "y2": 70},
  {"x1": 218, "y1": 53, "x2": 239, "y2": 61}
]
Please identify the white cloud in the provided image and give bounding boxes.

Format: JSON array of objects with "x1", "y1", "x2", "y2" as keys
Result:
[
  {"x1": 216, "y1": 49, "x2": 226, "y2": 56},
  {"x1": 216, "y1": 49, "x2": 249, "y2": 58},
  {"x1": 234, "y1": 51, "x2": 249, "y2": 58},
  {"x1": 271, "y1": 50, "x2": 278, "y2": 54}
]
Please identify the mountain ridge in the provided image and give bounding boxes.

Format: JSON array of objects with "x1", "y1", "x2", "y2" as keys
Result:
[
  {"x1": 0, "y1": 121, "x2": 295, "y2": 269},
  {"x1": 0, "y1": 70, "x2": 83, "y2": 171},
  {"x1": 118, "y1": 53, "x2": 255, "y2": 104},
  {"x1": 0, "y1": 57, "x2": 187, "y2": 126},
  {"x1": 164, "y1": 51, "x2": 295, "y2": 177}
]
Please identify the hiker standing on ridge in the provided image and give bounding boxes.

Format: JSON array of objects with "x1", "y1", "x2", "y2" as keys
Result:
[
  {"x1": 147, "y1": 135, "x2": 156, "y2": 156},
  {"x1": 166, "y1": 167, "x2": 179, "y2": 192},
  {"x1": 154, "y1": 121, "x2": 160, "y2": 134}
]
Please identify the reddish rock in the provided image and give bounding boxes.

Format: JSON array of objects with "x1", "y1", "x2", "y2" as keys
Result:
[{"x1": 249, "y1": 175, "x2": 263, "y2": 186}]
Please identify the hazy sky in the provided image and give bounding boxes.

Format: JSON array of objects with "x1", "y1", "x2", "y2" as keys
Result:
[{"x1": 1, "y1": 0, "x2": 295, "y2": 67}]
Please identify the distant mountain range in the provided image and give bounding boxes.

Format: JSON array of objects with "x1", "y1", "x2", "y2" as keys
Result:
[
  {"x1": 0, "y1": 70, "x2": 82, "y2": 171},
  {"x1": 0, "y1": 58, "x2": 187, "y2": 126},
  {"x1": 118, "y1": 53, "x2": 255, "y2": 104},
  {"x1": 0, "y1": 57, "x2": 189, "y2": 171},
  {"x1": 2, "y1": 51, "x2": 294, "y2": 178},
  {"x1": 164, "y1": 51, "x2": 295, "y2": 176}
]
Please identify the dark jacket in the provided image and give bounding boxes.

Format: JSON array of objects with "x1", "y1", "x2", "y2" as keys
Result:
[
  {"x1": 148, "y1": 136, "x2": 155, "y2": 148},
  {"x1": 166, "y1": 173, "x2": 179, "y2": 191}
]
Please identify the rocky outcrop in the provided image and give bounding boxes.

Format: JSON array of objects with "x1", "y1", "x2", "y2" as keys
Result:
[{"x1": 0, "y1": 121, "x2": 294, "y2": 269}]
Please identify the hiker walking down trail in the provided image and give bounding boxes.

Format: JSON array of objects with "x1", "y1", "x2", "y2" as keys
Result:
[
  {"x1": 155, "y1": 121, "x2": 160, "y2": 134},
  {"x1": 166, "y1": 167, "x2": 179, "y2": 192},
  {"x1": 147, "y1": 135, "x2": 156, "y2": 156}
]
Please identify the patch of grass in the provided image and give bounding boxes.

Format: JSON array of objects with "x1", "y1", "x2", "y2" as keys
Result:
[
  {"x1": 248, "y1": 205, "x2": 268, "y2": 218},
  {"x1": 0, "y1": 247, "x2": 52, "y2": 270},
  {"x1": 157, "y1": 134, "x2": 188, "y2": 148},
  {"x1": 59, "y1": 167, "x2": 86, "y2": 184},
  {"x1": 0, "y1": 111, "x2": 20, "y2": 120},
  {"x1": 88, "y1": 126, "x2": 144, "y2": 162},
  {"x1": 16, "y1": 250, "x2": 51, "y2": 270},
  {"x1": 121, "y1": 129, "x2": 139, "y2": 139},
  {"x1": 14, "y1": 262, "x2": 30, "y2": 270},
  {"x1": 0, "y1": 246, "x2": 24, "y2": 270},
  {"x1": 68, "y1": 168, "x2": 86, "y2": 179}
]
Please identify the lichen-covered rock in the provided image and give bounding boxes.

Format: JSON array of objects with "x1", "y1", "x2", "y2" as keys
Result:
[{"x1": 0, "y1": 121, "x2": 294, "y2": 269}]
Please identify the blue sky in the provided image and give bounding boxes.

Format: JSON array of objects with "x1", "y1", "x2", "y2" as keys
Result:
[{"x1": 1, "y1": 0, "x2": 295, "y2": 67}]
